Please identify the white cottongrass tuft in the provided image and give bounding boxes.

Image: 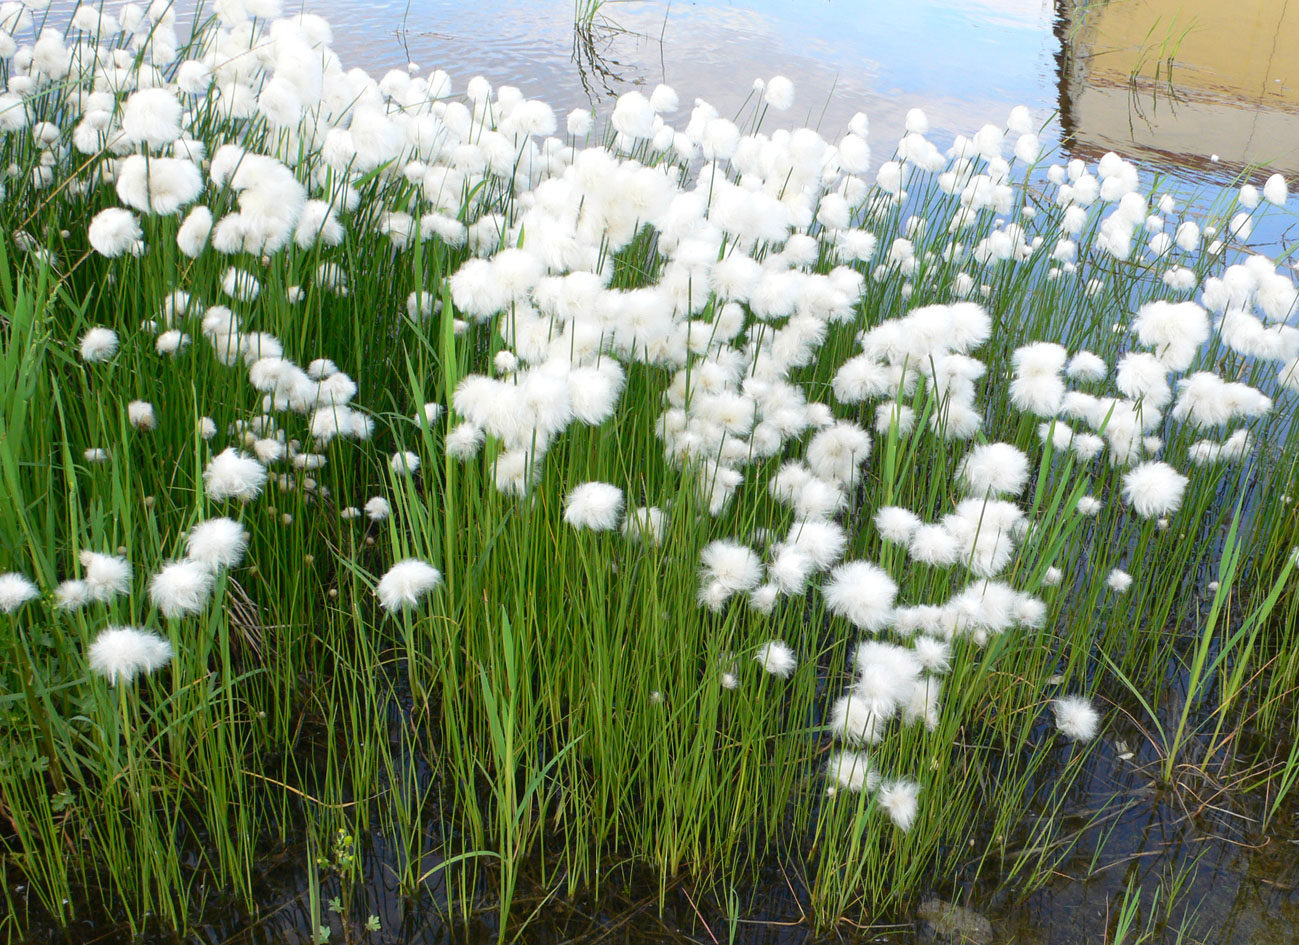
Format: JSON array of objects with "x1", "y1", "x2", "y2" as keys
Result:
[
  {"x1": 55, "y1": 580, "x2": 90, "y2": 611},
  {"x1": 875, "y1": 506, "x2": 921, "y2": 544},
  {"x1": 88, "y1": 208, "x2": 144, "y2": 258},
  {"x1": 1052, "y1": 694, "x2": 1100, "y2": 742},
  {"x1": 824, "y1": 561, "x2": 898, "y2": 632},
  {"x1": 1122, "y1": 461, "x2": 1188, "y2": 518},
  {"x1": 622, "y1": 506, "x2": 667, "y2": 544},
  {"x1": 563, "y1": 482, "x2": 624, "y2": 531},
  {"x1": 185, "y1": 518, "x2": 248, "y2": 571},
  {"x1": 390, "y1": 450, "x2": 420, "y2": 475},
  {"x1": 0, "y1": 572, "x2": 40, "y2": 613},
  {"x1": 203, "y1": 449, "x2": 267, "y2": 503},
  {"x1": 376, "y1": 559, "x2": 442, "y2": 612},
  {"x1": 80, "y1": 551, "x2": 132, "y2": 601},
  {"x1": 87, "y1": 626, "x2": 173, "y2": 686},
  {"x1": 79, "y1": 326, "x2": 119, "y2": 362},
  {"x1": 700, "y1": 541, "x2": 762, "y2": 594},
  {"x1": 1107, "y1": 569, "x2": 1133, "y2": 593},
  {"x1": 764, "y1": 75, "x2": 795, "y2": 111},
  {"x1": 829, "y1": 692, "x2": 887, "y2": 745},
  {"x1": 959, "y1": 443, "x2": 1029, "y2": 497},
  {"x1": 824, "y1": 750, "x2": 878, "y2": 795},
  {"x1": 877, "y1": 778, "x2": 921, "y2": 830},
  {"x1": 365, "y1": 497, "x2": 391, "y2": 521},
  {"x1": 127, "y1": 400, "x2": 156, "y2": 431},
  {"x1": 149, "y1": 560, "x2": 215, "y2": 619},
  {"x1": 753, "y1": 639, "x2": 796, "y2": 678}
]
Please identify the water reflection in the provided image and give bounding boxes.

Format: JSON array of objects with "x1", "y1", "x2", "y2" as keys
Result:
[
  {"x1": 1057, "y1": 0, "x2": 1299, "y2": 181},
  {"x1": 309, "y1": 0, "x2": 1297, "y2": 194}
]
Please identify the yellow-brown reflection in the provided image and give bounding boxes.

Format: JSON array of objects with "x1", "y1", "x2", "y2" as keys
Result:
[{"x1": 1058, "y1": 0, "x2": 1299, "y2": 178}]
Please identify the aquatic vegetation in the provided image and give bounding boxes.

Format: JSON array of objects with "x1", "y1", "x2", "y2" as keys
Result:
[{"x1": 1, "y1": 0, "x2": 1298, "y2": 940}]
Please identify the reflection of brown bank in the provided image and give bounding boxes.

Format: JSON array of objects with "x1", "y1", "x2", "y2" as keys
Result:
[{"x1": 1056, "y1": 0, "x2": 1299, "y2": 178}]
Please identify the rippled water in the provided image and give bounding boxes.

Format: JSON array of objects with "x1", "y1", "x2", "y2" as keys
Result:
[{"x1": 303, "y1": 0, "x2": 1299, "y2": 184}]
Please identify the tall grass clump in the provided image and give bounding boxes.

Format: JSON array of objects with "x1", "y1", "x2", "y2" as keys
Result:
[{"x1": 1, "y1": 2, "x2": 1298, "y2": 939}]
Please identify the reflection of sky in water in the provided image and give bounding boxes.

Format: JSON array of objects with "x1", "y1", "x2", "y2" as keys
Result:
[
  {"x1": 36, "y1": 0, "x2": 1294, "y2": 247},
  {"x1": 303, "y1": 0, "x2": 1059, "y2": 149}
]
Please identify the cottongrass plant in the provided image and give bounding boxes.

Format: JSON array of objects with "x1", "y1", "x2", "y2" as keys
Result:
[{"x1": 0, "y1": 0, "x2": 1298, "y2": 939}]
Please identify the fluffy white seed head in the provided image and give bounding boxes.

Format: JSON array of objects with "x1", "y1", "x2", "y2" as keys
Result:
[
  {"x1": 185, "y1": 518, "x2": 248, "y2": 571},
  {"x1": 564, "y1": 482, "x2": 624, "y2": 531},
  {"x1": 1052, "y1": 694, "x2": 1099, "y2": 742},
  {"x1": 0, "y1": 572, "x2": 39, "y2": 613},
  {"x1": 203, "y1": 448, "x2": 267, "y2": 503},
  {"x1": 149, "y1": 560, "x2": 215, "y2": 619},
  {"x1": 824, "y1": 561, "x2": 898, "y2": 632},
  {"x1": 877, "y1": 778, "x2": 921, "y2": 830},
  {"x1": 376, "y1": 559, "x2": 442, "y2": 612},
  {"x1": 87, "y1": 626, "x2": 173, "y2": 685},
  {"x1": 80, "y1": 326, "x2": 120, "y2": 362},
  {"x1": 80, "y1": 551, "x2": 132, "y2": 601},
  {"x1": 1122, "y1": 461, "x2": 1187, "y2": 518},
  {"x1": 754, "y1": 639, "x2": 797, "y2": 678}
]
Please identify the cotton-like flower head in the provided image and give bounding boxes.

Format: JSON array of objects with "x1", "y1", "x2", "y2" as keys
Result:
[
  {"x1": 0, "y1": 572, "x2": 39, "y2": 613},
  {"x1": 1052, "y1": 694, "x2": 1099, "y2": 742},
  {"x1": 1264, "y1": 173, "x2": 1288, "y2": 207},
  {"x1": 700, "y1": 540, "x2": 762, "y2": 593},
  {"x1": 365, "y1": 497, "x2": 391, "y2": 521},
  {"x1": 116, "y1": 156, "x2": 203, "y2": 216},
  {"x1": 390, "y1": 451, "x2": 420, "y2": 476},
  {"x1": 622, "y1": 506, "x2": 667, "y2": 544},
  {"x1": 754, "y1": 639, "x2": 796, "y2": 678},
  {"x1": 127, "y1": 400, "x2": 156, "y2": 431},
  {"x1": 87, "y1": 626, "x2": 173, "y2": 685},
  {"x1": 908, "y1": 523, "x2": 961, "y2": 567},
  {"x1": 1065, "y1": 350, "x2": 1108, "y2": 382},
  {"x1": 177, "y1": 206, "x2": 213, "y2": 257},
  {"x1": 416, "y1": 402, "x2": 443, "y2": 426},
  {"x1": 875, "y1": 506, "x2": 921, "y2": 544},
  {"x1": 564, "y1": 482, "x2": 624, "y2": 531},
  {"x1": 185, "y1": 518, "x2": 248, "y2": 571},
  {"x1": 55, "y1": 580, "x2": 90, "y2": 610},
  {"x1": 1122, "y1": 461, "x2": 1187, "y2": 518},
  {"x1": 121, "y1": 88, "x2": 182, "y2": 148},
  {"x1": 913, "y1": 636, "x2": 951, "y2": 674},
  {"x1": 764, "y1": 75, "x2": 795, "y2": 110},
  {"x1": 824, "y1": 560, "x2": 898, "y2": 632},
  {"x1": 784, "y1": 520, "x2": 846, "y2": 571},
  {"x1": 203, "y1": 448, "x2": 267, "y2": 503},
  {"x1": 88, "y1": 208, "x2": 144, "y2": 258},
  {"x1": 1172, "y1": 372, "x2": 1272, "y2": 427},
  {"x1": 853, "y1": 640, "x2": 922, "y2": 714},
  {"x1": 445, "y1": 422, "x2": 485, "y2": 459},
  {"x1": 149, "y1": 560, "x2": 215, "y2": 619},
  {"x1": 958, "y1": 443, "x2": 1029, "y2": 498},
  {"x1": 806, "y1": 421, "x2": 872, "y2": 486},
  {"x1": 824, "y1": 750, "x2": 878, "y2": 795},
  {"x1": 1107, "y1": 569, "x2": 1133, "y2": 593},
  {"x1": 830, "y1": 692, "x2": 887, "y2": 745},
  {"x1": 1133, "y1": 300, "x2": 1209, "y2": 371},
  {"x1": 79, "y1": 327, "x2": 120, "y2": 363},
  {"x1": 80, "y1": 551, "x2": 132, "y2": 601},
  {"x1": 376, "y1": 558, "x2": 442, "y2": 612},
  {"x1": 877, "y1": 778, "x2": 920, "y2": 830}
]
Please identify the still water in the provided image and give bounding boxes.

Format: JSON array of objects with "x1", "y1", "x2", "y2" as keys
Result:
[{"x1": 298, "y1": 0, "x2": 1299, "y2": 186}]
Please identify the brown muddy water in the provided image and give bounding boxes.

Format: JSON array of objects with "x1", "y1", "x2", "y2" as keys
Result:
[{"x1": 12, "y1": 1, "x2": 1299, "y2": 943}]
